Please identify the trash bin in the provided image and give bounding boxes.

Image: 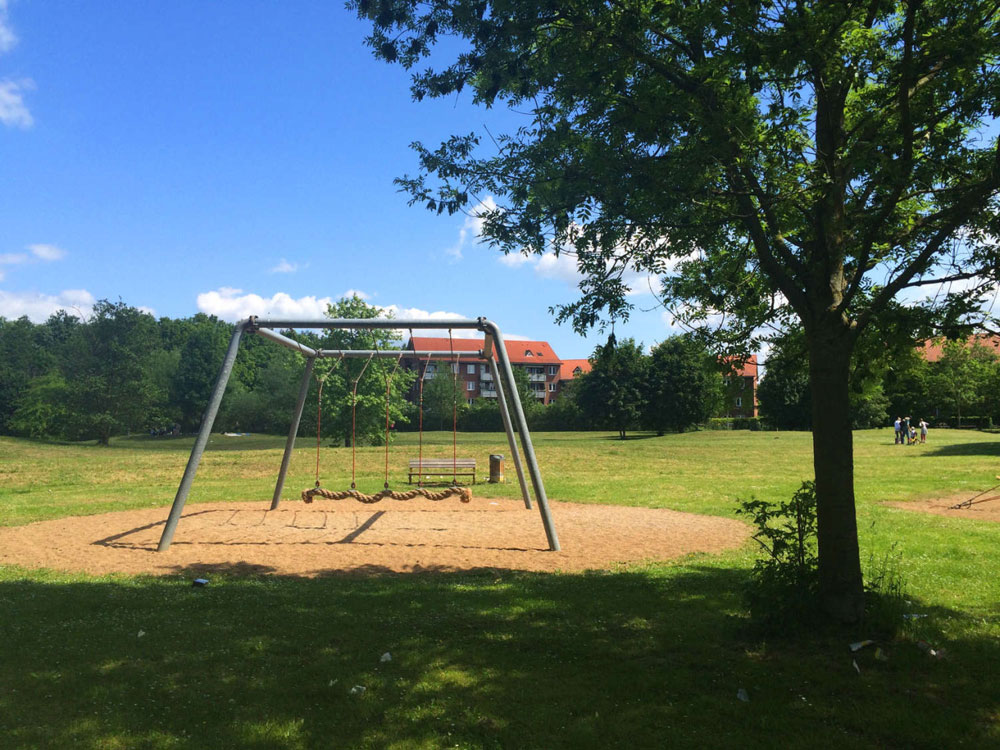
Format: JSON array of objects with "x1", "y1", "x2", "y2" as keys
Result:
[{"x1": 489, "y1": 454, "x2": 504, "y2": 483}]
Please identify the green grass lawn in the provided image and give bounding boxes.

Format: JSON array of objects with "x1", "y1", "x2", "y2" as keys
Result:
[{"x1": 1, "y1": 429, "x2": 998, "y2": 748}]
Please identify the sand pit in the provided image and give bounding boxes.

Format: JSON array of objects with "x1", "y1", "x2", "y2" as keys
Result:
[
  {"x1": 0, "y1": 497, "x2": 749, "y2": 578},
  {"x1": 886, "y1": 494, "x2": 1000, "y2": 522}
]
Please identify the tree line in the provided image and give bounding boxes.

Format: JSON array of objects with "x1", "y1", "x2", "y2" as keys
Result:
[
  {"x1": 0, "y1": 296, "x2": 732, "y2": 444},
  {"x1": 758, "y1": 328, "x2": 1000, "y2": 431}
]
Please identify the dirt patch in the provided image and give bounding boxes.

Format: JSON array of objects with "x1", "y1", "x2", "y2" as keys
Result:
[
  {"x1": 0, "y1": 497, "x2": 749, "y2": 578},
  {"x1": 886, "y1": 494, "x2": 1000, "y2": 522}
]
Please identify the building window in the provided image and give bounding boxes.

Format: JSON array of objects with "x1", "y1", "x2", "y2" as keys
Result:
[
  {"x1": 735, "y1": 397, "x2": 743, "y2": 407},
  {"x1": 466, "y1": 381, "x2": 475, "y2": 391},
  {"x1": 467, "y1": 397, "x2": 474, "y2": 405},
  {"x1": 722, "y1": 377, "x2": 730, "y2": 386},
  {"x1": 524, "y1": 350, "x2": 533, "y2": 357},
  {"x1": 451, "y1": 363, "x2": 459, "y2": 374},
  {"x1": 548, "y1": 382, "x2": 556, "y2": 392},
  {"x1": 467, "y1": 363, "x2": 476, "y2": 375},
  {"x1": 548, "y1": 365, "x2": 558, "y2": 375},
  {"x1": 481, "y1": 364, "x2": 488, "y2": 374}
]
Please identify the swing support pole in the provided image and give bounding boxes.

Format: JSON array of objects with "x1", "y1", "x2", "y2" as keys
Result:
[
  {"x1": 271, "y1": 356, "x2": 316, "y2": 510},
  {"x1": 482, "y1": 319, "x2": 560, "y2": 551},
  {"x1": 487, "y1": 352, "x2": 532, "y2": 510},
  {"x1": 157, "y1": 323, "x2": 245, "y2": 552}
]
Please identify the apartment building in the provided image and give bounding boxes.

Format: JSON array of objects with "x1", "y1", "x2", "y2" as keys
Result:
[
  {"x1": 721, "y1": 355, "x2": 759, "y2": 418},
  {"x1": 405, "y1": 337, "x2": 566, "y2": 405}
]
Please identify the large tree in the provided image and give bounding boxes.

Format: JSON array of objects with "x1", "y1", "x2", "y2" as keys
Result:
[
  {"x1": 645, "y1": 335, "x2": 722, "y2": 433},
  {"x1": 355, "y1": 0, "x2": 1000, "y2": 621},
  {"x1": 575, "y1": 337, "x2": 647, "y2": 439}
]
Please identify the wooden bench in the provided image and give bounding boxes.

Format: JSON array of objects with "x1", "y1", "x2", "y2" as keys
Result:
[{"x1": 408, "y1": 458, "x2": 477, "y2": 485}]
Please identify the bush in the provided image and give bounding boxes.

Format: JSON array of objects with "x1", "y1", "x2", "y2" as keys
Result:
[
  {"x1": 708, "y1": 417, "x2": 769, "y2": 431},
  {"x1": 736, "y1": 481, "x2": 820, "y2": 629}
]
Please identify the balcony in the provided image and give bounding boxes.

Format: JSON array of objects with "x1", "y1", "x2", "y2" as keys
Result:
[
  {"x1": 528, "y1": 373, "x2": 546, "y2": 382},
  {"x1": 480, "y1": 371, "x2": 493, "y2": 381}
]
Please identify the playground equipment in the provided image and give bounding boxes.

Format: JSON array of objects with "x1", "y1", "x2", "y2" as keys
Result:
[{"x1": 155, "y1": 316, "x2": 559, "y2": 552}]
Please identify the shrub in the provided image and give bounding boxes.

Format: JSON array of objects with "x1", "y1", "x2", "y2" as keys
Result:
[{"x1": 736, "y1": 481, "x2": 820, "y2": 628}]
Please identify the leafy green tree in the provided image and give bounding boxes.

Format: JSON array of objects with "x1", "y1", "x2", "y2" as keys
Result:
[
  {"x1": 930, "y1": 339, "x2": 998, "y2": 426},
  {"x1": 314, "y1": 296, "x2": 416, "y2": 447},
  {"x1": 758, "y1": 335, "x2": 813, "y2": 431},
  {"x1": 8, "y1": 372, "x2": 71, "y2": 439},
  {"x1": 645, "y1": 336, "x2": 722, "y2": 434},
  {"x1": 170, "y1": 317, "x2": 232, "y2": 431},
  {"x1": 0, "y1": 316, "x2": 54, "y2": 433},
  {"x1": 420, "y1": 367, "x2": 468, "y2": 431},
  {"x1": 575, "y1": 338, "x2": 647, "y2": 439},
  {"x1": 355, "y1": 0, "x2": 1000, "y2": 620},
  {"x1": 64, "y1": 300, "x2": 161, "y2": 444}
]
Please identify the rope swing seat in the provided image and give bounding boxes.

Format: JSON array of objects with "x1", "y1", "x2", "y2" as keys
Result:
[{"x1": 154, "y1": 315, "x2": 560, "y2": 553}]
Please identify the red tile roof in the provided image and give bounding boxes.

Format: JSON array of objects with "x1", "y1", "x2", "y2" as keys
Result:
[
  {"x1": 721, "y1": 355, "x2": 758, "y2": 379},
  {"x1": 559, "y1": 359, "x2": 592, "y2": 380},
  {"x1": 407, "y1": 337, "x2": 562, "y2": 364},
  {"x1": 919, "y1": 334, "x2": 1000, "y2": 362}
]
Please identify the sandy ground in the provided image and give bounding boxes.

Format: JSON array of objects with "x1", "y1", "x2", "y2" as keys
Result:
[
  {"x1": 0, "y1": 497, "x2": 749, "y2": 578},
  {"x1": 886, "y1": 494, "x2": 1000, "y2": 522}
]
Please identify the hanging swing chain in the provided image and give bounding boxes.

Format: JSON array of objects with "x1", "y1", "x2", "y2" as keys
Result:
[
  {"x1": 448, "y1": 328, "x2": 459, "y2": 485},
  {"x1": 380, "y1": 348, "x2": 405, "y2": 489},
  {"x1": 416, "y1": 332, "x2": 432, "y2": 488},
  {"x1": 350, "y1": 351, "x2": 375, "y2": 490},
  {"x1": 313, "y1": 352, "x2": 344, "y2": 488}
]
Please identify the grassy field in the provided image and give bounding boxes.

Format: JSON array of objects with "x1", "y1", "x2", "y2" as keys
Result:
[{"x1": 1, "y1": 429, "x2": 998, "y2": 748}]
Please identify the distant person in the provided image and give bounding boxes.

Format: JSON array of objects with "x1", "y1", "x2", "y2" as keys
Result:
[
  {"x1": 894, "y1": 416, "x2": 902, "y2": 444},
  {"x1": 919, "y1": 419, "x2": 929, "y2": 443},
  {"x1": 909, "y1": 426, "x2": 918, "y2": 444}
]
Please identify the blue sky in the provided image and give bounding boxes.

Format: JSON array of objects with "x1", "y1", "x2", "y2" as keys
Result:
[{"x1": 0, "y1": 1, "x2": 677, "y2": 358}]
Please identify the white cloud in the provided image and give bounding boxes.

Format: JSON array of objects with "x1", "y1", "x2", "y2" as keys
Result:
[
  {"x1": 0, "y1": 288, "x2": 96, "y2": 322},
  {"x1": 535, "y1": 251, "x2": 584, "y2": 285},
  {"x1": 197, "y1": 288, "x2": 337, "y2": 321},
  {"x1": 195, "y1": 289, "x2": 529, "y2": 341},
  {"x1": 446, "y1": 196, "x2": 497, "y2": 261},
  {"x1": 341, "y1": 288, "x2": 370, "y2": 300},
  {"x1": 0, "y1": 0, "x2": 17, "y2": 54},
  {"x1": 0, "y1": 252, "x2": 28, "y2": 265},
  {"x1": 28, "y1": 243, "x2": 66, "y2": 261},
  {"x1": 0, "y1": 77, "x2": 33, "y2": 129},
  {"x1": 498, "y1": 252, "x2": 531, "y2": 268},
  {"x1": 269, "y1": 258, "x2": 302, "y2": 274}
]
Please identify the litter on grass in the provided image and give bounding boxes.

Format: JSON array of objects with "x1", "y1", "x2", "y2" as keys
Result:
[
  {"x1": 350, "y1": 685, "x2": 367, "y2": 695},
  {"x1": 380, "y1": 652, "x2": 392, "y2": 663},
  {"x1": 736, "y1": 688, "x2": 750, "y2": 703},
  {"x1": 849, "y1": 640, "x2": 875, "y2": 652}
]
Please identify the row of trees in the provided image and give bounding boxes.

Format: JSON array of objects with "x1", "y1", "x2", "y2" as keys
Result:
[
  {"x1": 1, "y1": 294, "x2": 732, "y2": 445},
  {"x1": 0, "y1": 297, "x2": 419, "y2": 446},
  {"x1": 759, "y1": 329, "x2": 1000, "y2": 430}
]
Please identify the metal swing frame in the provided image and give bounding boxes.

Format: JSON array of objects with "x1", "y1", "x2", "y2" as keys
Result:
[{"x1": 156, "y1": 316, "x2": 560, "y2": 552}]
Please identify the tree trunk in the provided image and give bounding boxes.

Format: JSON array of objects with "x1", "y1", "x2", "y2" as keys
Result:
[{"x1": 808, "y1": 332, "x2": 865, "y2": 623}]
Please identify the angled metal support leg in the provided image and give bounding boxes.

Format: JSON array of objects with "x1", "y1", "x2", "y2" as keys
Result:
[
  {"x1": 271, "y1": 356, "x2": 316, "y2": 510},
  {"x1": 480, "y1": 319, "x2": 560, "y2": 551},
  {"x1": 487, "y1": 355, "x2": 532, "y2": 509},
  {"x1": 157, "y1": 324, "x2": 245, "y2": 551}
]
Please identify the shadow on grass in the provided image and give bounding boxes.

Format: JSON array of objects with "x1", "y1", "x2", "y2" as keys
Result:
[
  {"x1": 598, "y1": 433, "x2": 662, "y2": 441},
  {"x1": 923, "y1": 441, "x2": 1000, "y2": 457},
  {"x1": 0, "y1": 567, "x2": 997, "y2": 749}
]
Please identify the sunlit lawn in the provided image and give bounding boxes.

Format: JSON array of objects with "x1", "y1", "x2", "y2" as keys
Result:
[{"x1": 1, "y1": 428, "x2": 998, "y2": 748}]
